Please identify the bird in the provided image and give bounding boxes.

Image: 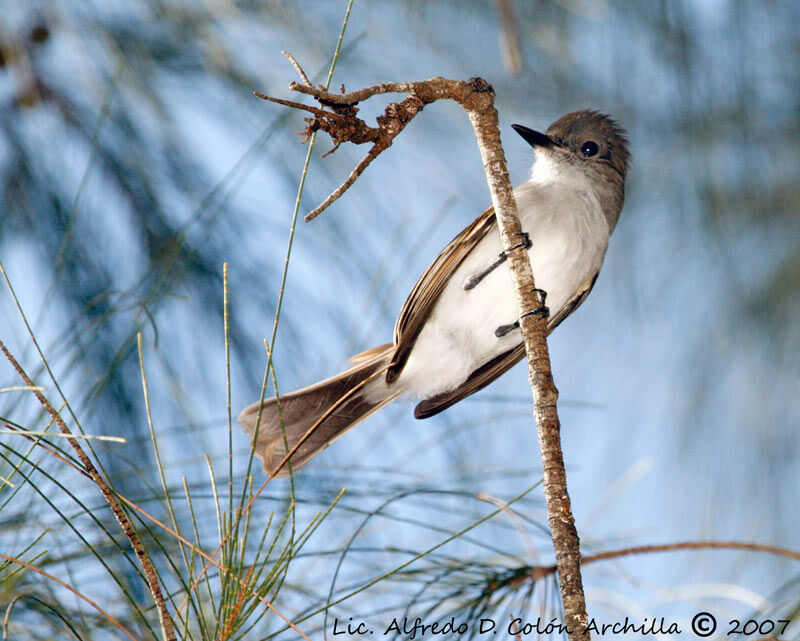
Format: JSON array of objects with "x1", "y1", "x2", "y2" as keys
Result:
[{"x1": 239, "y1": 109, "x2": 630, "y2": 478}]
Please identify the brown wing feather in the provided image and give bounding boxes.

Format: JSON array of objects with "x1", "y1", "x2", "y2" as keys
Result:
[
  {"x1": 386, "y1": 206, "x2": 497, "y2": 384},
  {"x1": 545, "y1": 272, "x2": 599, "y2": 332},
  {"x1": 349, "y1": 343, "x2": 393, "y2": 365},
  {"x1": 412, "y1": 272, "x2": 600, "y2": 419}
]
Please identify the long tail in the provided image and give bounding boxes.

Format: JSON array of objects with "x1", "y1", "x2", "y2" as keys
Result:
[{"x1": 238, "y1": 344, "x2": 397, "y2": 478}]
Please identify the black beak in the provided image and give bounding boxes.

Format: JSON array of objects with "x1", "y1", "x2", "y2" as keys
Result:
[{"x1": 511, "y1": 124, "x2": 558, "y2": 149}]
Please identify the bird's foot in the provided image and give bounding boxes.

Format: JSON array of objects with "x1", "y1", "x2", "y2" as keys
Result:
[
  {"x1": 521, "y1": 288, "x2": 550, "y2": 320},
  {"x1": 463, "y1": 232, "x2": 531, "y2": 291},
  {"x1": 494, "y1": 288, "x2": 549, "y2": 338}
]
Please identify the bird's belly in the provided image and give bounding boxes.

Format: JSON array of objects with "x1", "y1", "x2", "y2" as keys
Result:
[{"x1": 397, "y1": 222, "x2": 604, "y2": 399}]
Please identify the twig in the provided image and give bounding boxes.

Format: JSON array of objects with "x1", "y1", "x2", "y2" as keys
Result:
[
  {"x1": 0, "y1": 339, "x2": 177, "y2": 641},
  {"x1": 289, "y1": 79, "x2": 419, "y2": 104},
  {"x1": 307, "y1": 142, "x2": 383, "y2": 219},
  {"x1": 509, "y1": 613, "x2": 524, "y2": 641},
  {"x1": 522, "y1": 540, "x2": 800, "y2": 583},
  {"x1": 281, "y1": 50, "x2": 312, "y2": 87},
  {"x1": 253, "y1": 91, "x2": 329, "y2": 119},
  {"x1": 259, "y1": 82, "x2": 430, "y2": 220},
  {"x1": 0, "y1": 552, "x2": 138, "y2": 641},
  {"x1": 255, "y1": 55, "x2": 591, "y2": 639}
]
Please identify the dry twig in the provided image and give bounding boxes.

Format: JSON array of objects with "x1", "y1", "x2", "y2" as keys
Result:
[
  {"x1": 522, "y1": 540, "x2": 800, "y2": 584},
  {"x1": 0, "y1": 552, "x2": 138, "y2": 641},
  {"x1": 281, "y1": 50, "x2": 312, "y2": 87}
]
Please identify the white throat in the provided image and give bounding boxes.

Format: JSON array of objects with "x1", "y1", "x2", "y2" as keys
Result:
[{"x1": 530, "y1": 151, "x2": 585, "y2": 186}]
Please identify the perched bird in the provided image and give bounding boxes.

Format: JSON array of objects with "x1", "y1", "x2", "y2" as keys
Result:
[{"x1": 239, "y1": 110, "x2": 630, "y2": 477}]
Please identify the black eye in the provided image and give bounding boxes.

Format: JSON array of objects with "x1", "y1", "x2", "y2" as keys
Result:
[{"x1": 581, "y1": 141, "x2": 599, "y2": 157}]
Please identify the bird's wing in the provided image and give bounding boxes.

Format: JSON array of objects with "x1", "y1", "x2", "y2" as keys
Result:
[
  {"x1": 412, "y1": 272, "x2": 599, "y2": 418},
  {"x1": 546, "y1": 272, "x2": 599, "y2": 332},
  {"x1": 413, "y1": 343, "x2": 526, "y2": 418},
  {"x1": 386, "y1": 205, "x2": 497, "y2": 384}
]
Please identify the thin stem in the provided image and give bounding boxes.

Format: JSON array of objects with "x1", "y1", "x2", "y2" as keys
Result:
[
  {"x1": 181, "y1": 0, "x2": 358, "y2": 617},
  {"x1": 0, "y1": 553, "x2": 138, "y2": 641},
  {"x1": 224, "y1": 263, "x2": 233, "y2": 526},
  {"x1": 137, "y1": 333, "x2": 185, "y2": 565}
]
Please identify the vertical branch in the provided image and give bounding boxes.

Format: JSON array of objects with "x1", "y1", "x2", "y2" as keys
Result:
[{"x1": 458, "y1": 79, "x2": 589, "y2": 640}]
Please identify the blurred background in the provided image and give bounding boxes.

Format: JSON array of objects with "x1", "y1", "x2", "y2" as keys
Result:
[{"x1": 1, "y1": 0, "x2": 799, "y2": 639}]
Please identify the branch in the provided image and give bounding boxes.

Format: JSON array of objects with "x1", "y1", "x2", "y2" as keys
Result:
[
  {"x1": 256, "y1": 54, "x2": 591, "y2": 639},
  {"x1": 255, "y1": 84, "x2": 425, "y2": 221},
  {"x1": 0, "y1": 339, "x2": 177, "y2": 641},
  {"x1": 457, "y1": 79, "x2": 590, "y2": 641},
  {"x1": 508, "y1": 540, "x2": 800, "y2": 586}
]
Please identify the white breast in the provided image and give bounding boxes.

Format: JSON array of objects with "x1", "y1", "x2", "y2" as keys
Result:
[{"x1": 390, "y1": 160, "x2": 610, "y2": 400}]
